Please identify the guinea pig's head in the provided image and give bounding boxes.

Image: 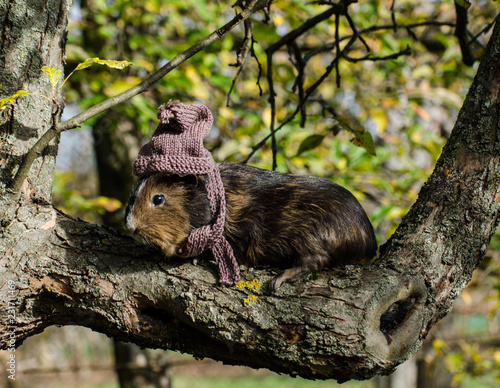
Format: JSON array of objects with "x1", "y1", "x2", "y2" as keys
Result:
[{"x1": 125, "y1": 172, "x2": 211, "y2": 257}]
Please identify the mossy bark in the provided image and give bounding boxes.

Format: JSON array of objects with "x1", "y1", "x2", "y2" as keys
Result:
[{"x1": 0, "y1": 1, "x2": 499, "y2": 383}]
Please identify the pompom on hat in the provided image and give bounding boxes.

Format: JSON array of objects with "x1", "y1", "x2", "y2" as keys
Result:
[{"x1": 133, "y1": 100, "x2": 240, "y2": 286}]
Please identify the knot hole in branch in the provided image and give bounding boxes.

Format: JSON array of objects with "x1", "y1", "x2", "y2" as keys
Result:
[{"x1": 380, "y1": 295, "x2": 418, "y2": 345}]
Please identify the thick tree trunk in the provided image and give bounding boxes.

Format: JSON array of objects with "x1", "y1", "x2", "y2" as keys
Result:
[
  {"x1": 0, "y1": 1, "x2": 499, "y2": 383},
  {"x1": 379, "y1": 17, "x2": 500, "y2": 336},
  {"x1": 0, "y1": 0, "x2": 68, "y2": 202}
]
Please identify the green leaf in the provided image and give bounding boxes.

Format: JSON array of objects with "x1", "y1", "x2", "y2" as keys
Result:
[
  {"x1": 74, "y1": 58, "x2": 97, "y2": 71},
  {"x1": 455, "y1": 0, "x2": 471, "y2": 9},
  {"x1": 351, "y1": 131, "x2": 376, "y2": 156},
  {"x1": 296, "y1": 134, "x2": 325, "y2": 156},
  {"x1": 41, "y1": 66, "x2": 63, "y2": 89},
  {"x1": 0, "y1": 90, "x2": 29, "y2": 110},
  {"x1": 333, "y1": 115, "x2": 376, "y2": 156},
  {"x1": 74, "y1": 57, "x2": 133, "y2": 71}
]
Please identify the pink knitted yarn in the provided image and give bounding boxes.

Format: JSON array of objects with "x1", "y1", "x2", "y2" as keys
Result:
[{"x1": 133, "y1": 100, "x2": 240, "y2": 285}]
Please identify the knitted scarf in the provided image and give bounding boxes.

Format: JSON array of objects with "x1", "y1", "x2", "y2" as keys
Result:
[{"x1": 133, "y1": 100, "x2": 240, "y2": 285}]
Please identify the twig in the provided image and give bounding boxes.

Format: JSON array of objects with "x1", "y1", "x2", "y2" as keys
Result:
[
  {"x1": 467, "y1": 19, "x2": 496, "y2": 49},
  {"x1": 227, "y1": 18, "x2": 253, "y2": 107},
  {"x1": 303, "y1": 36, "x2": 357, "y2": 110},
  {"x1": 345, "y1": 11, "x2": 370, "y2": 52},
  {"x1": 404, "y1": 24, "x2": 418, "y2": 41},
  {"x1": 303, "y1": 20, "x2": 456, "y2": 61},
  {"x1": 264, "y1": 3, "x2": 350, "y2": 168},
  {"x1": 10, "y1": 0, "x2": 265, "y2": 193},
  {"x1": 244, "y1": 35, "x2": 358, "y2": 164},
  {"x1": 454, "y1": 1, "x2": 475, "y2": 66},
  {"x1": 252, "y1": 37, "x2": 264, "y2": 96},
  {"x1": 343, "y1": 45, "x2": 411, "y2": 62},
  {"x1": 264, "y1": 5, "x2": 345, "y2": 56},
  {"x1": 390, "y1": 0, "x2": 397, "y2": 33},
  {"x1": 287, "y1": 42, "x2": 306, "y2": 126},
  {"x1": 247, "y1": 13, "x2": 457, "y2": 165},
  {"x1": 266, "y1": 47, "x2": 278, "y2": 170},
  {"x1": 335, "y1": 13, "x2": 341, "y2": 88}
]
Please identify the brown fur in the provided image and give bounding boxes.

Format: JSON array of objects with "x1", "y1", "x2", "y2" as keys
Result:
[
  {"x1": 126, "y1": 162, "x2": 377, "y2": 291},
  {"x1": 125, "y1": 173, "x2": 211, "y2": 257}
]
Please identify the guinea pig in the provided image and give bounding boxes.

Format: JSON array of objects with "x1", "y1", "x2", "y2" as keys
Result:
[{"x1": 125, "y1": 161, "x2": 377, "y2": 291}]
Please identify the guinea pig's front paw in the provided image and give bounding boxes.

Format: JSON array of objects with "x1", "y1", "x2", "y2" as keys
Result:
[{"x1": 269, "y1": 274, "x2": 284, "y2": 293}]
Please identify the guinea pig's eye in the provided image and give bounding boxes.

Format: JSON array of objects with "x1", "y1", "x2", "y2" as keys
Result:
[{"x1": 152, "y1": 194, "x2": 165, "y2": 207}]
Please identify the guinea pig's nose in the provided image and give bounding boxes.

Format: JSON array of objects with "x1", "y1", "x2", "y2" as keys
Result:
[
  {"x1": 127, "y1": 225, "x2": 137, "y2": 236},
  {"x1": 129, "y1": 227, "x2": 141, "y2": 241}
]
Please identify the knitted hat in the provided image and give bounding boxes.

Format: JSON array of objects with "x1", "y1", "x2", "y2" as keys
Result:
[
  {"x1": 133, "y1": 100, "x2": 240, "y2": 285},
  {"x1": 133, "y1": 100, "x2": 214, "y2": 176}
]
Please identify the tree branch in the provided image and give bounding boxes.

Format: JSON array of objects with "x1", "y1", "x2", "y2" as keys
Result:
[
  {"x1": 245, "y1": 15, "x2": 455, "y2": 164},
  {"x1": 380, "y1": 16, "x2": 500, "y2": 335},
  {"x1": 467, "y1": 19, "x2": 496, "y2": 49},
  {"x1": 227, "y1": 18, "x2": 254, "y2": 107},
  {"x1": 454, "y1": 1, "x2": 475, "y2": 66},
  {"x1": 264, "y1": 4, "x2": 347, "y2": 56},
  {"x1": 0, "y1": 205, "x2": 428, "y2": 382},
  {"x1": 263, "y1": 2, "x2": 352, "y2": 168},
  {"x1": 343, "y1": 46, "x2": 412, "y2": 63},
  {"x1": 288, "y1": 41, "x2": 307, "y2": 126},
  {"x1": 244, "y1": 34, "x2": 358, "y2": 163},
  {"x1": 303, "y1": 20, "x2": 456, "y2": 61}
]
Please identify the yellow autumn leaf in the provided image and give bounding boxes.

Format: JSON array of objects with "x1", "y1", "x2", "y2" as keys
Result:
[
  {"x1": 371, "y1": 108, "x2": 388, "y2": 132},
  {"x1": 137, "y1": 59, "x2": 154, "y2": 73},
  {"x1": 41, "y1": 66, "x2": 63, "y2": 90},
  {"x1": 262, "y1": 107, "x2": 272, "y2": 128},
  {"x1": 461, "y1": 290, "x2": 472, "y2": 305},
  {"x1": 493, "y1": 350, "x2": 500, "y2": 363},
  {"x1": 74, "y1": 57, "x2": 133, "y2": 71},
  {"x1": 433, "y1": 338, "x2": 446, "y2": 356},
  {"x1": 386, "y1": 206, "x2": 407, "y2": 220},
  {"x1": 104, "y1": 77, "x2": 141, "y2": 96},
  {"x1": 0, "y1": 90, "x2": 29, "y2": 110},
  {"x1": 184, "y1": 65, "x2": 208, "y2": 100},
  {"x1": 413, "y1": 103, "x2": 432, "y2": 121},
  {"x1": 88, "y1": 196, "x2": 122, "y2": 212},
  {"x1": 272, "y1": 14, "x2": 285, "y2": 27},
  {"x1": 95, "y1": 58, "x2": 134, "y2": 69}
]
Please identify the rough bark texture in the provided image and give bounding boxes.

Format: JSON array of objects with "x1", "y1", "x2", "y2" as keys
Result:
[
  {"x1": 379, "y1": 15, "x2": 500, "y2": 337},
  {"x1": 0, "y1": 1, "x2": 499, "y2": 383},
  {"x1": 1, "y1": 208, "x2": 428, "y2": 381},
  {"x1": 0, "y1": 0, "x2": 68, "y2": 201}
]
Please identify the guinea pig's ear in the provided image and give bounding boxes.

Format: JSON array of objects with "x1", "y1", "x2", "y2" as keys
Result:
[
  {"x1": 195, "y1": 174, "x2": 208, "y2": 189},
  {"x1": 182, "y1": 174, "x2": 207, "y2": 188}
]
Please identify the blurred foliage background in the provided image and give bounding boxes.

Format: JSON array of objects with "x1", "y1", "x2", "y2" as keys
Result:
[{"x1": 3, "y1": 0, "x2": 500, "y2": 387}]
